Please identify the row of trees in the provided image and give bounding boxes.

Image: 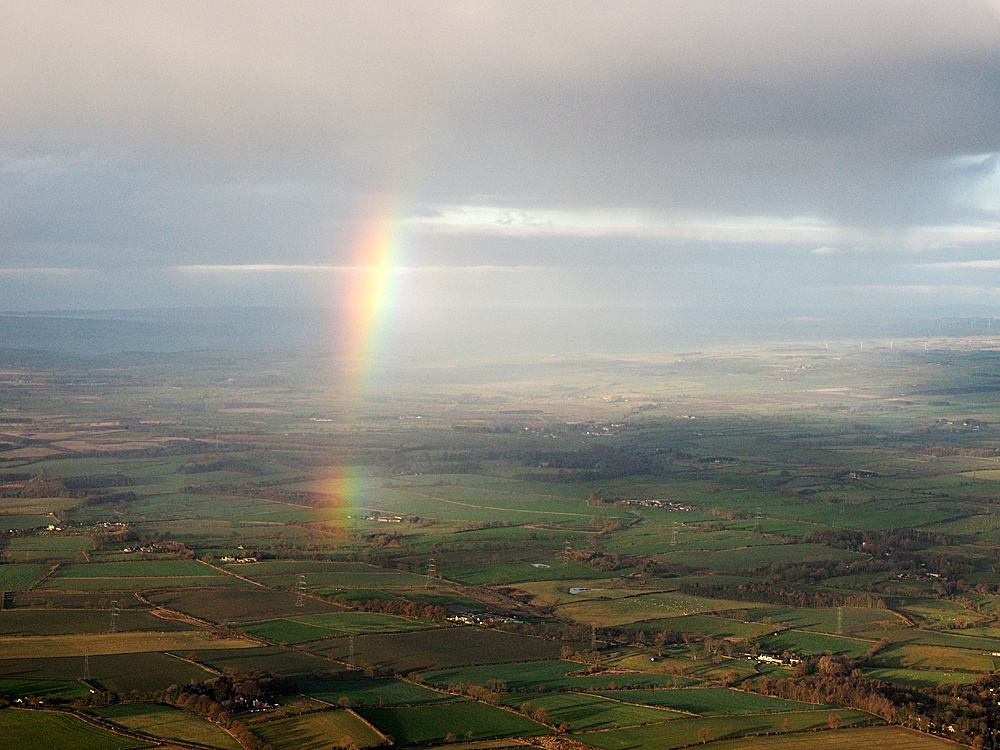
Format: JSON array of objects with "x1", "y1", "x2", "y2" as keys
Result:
[
  {"x1": 679, "y1": 581, "x2": 887, "y2": 609},
  {"x1": 757, "y1": 660, "x2": 1000, "y2": 748}
]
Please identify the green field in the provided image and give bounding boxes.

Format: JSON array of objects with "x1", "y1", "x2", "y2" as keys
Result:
[
  {"x1": 256, "y1": 570, "x2": 434, "y2": 589},
  {"x1": 497, "y1": 691, "x2": 683, "y2": 731},
  {"x1": 557, "y1": 592, "x2": 769, "y2": 627},
  {"x1": 875, "y1": 642, "x2": 999, "y2": 672},
  {"x1": 358, "y1": 702, "x2": 549, "y2": 744},
  {"x1": 94, "y1": 703, "x2": 242, "y2": 749},
  {"x1": 221, "y1": 561, "x2": 380, "y2": 576},
  {"x1": 147, "y1": 587, "x2": 339, "y2": 622},
  {"x1": 594, "y1": 688, "x2": 819, "y2": 716},
  {"x1": 301, "y1": 677, "x2": 461, "y2": 707},
  {"x1": 52, "y1": 561, "x2": 219, "y2": 577},
  {"x1": 250, "y1": 709, "x2": 386, "y2": 749},
  {"x1": 423, "y1": 660, "x2": 694, "y2": 692},
  {"x1": 575, "y1": 709, "x2": 879, "y2": 750},
  {"x1": 0, "y1": 608, "x2": 197, "y2": 636},
  {"x1": 7, "y1": 536, "x2": 94, "y2": 551},
  {"x1": 654, "y1": 544, "x2": 863, "y2": 573},
  {"x1": 180, "y1": 646, "x2": 346, "y2": 678},
  {"x1": 757, "y1": 630, "x2": 875, "y2": 658},
  {"x1": 0, "y1": 678, "x2": 91, "y2": 699},
  {"x1": 864, "y1": 667, "x2": 981, "y2": 687},
  {"x1": 0, "y1": 564, "x2": 50, "y2": 590},
  {"x1": 38, "y1": 575, "x2": 246, "y2": 591},
  {"x1": 0, "y1": 708, "x2": 153, "y2": 750},
  {"x1": 898, "y1": 599, "x2": 985, "y2": 628},
  {"x1": 0, "y1": 515, "x2": 55, "y2": 531},
  {"x1": 747, "y1": 607, "x2": 908, "y2": 634},
  {"x1": 0, "y1": 651, "x2": 219, "y2": 693},
  {"x1": 440, "y1": 560, "x2": 615, "y2": 585},
  {"x1": 305, "y1": 627, "x2": 565, "y2": 672},
  {"x1": 236, "y1": 611, "x2": 437, "y2": 643},
  {"x1": 698, "y1": 724, "x2": 964, "y2": 750},
  {"x1": 621, "y1": 615, "x2": 776, "y2": 639}
]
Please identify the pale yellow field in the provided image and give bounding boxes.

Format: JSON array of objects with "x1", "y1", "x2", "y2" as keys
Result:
[{"x1": 0, "y1": 630, "x2": 257, "y2": 658}]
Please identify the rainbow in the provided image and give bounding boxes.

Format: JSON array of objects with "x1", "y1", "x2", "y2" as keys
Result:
[
  {"x1": 339, "y1": 209, "x2": 408, "y2": 398},
  {"x1": 324, "y1": 202, "x2": 411, "y2": 519}
]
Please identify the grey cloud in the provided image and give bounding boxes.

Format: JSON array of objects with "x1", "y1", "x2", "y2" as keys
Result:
[{"x1": 4, "y1": 1, "x2": 1000, "y2": 322}]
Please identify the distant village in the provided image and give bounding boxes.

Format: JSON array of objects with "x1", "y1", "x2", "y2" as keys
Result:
[
  {"x1": 361, "y1": 512, "x2": 418, "y2": 524},
  {"x1": 618, "y1": 499, "x2": 692, "y2": 511}
]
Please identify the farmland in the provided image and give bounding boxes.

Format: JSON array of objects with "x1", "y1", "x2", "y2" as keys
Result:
[
  {"x1": 235, "y1": 611, "x2": 437, "y2": 643},
  {"x1": 423, "y1": 660, "x2": 692, "y2": 692},
  {"x1": 593, "y1": 688, "x2": 819, "y2": 716},
  {"x1": 495, "y1": 691, "x2": 683, "y2": 730},
  {"x1": 0, "y1": 708, "x2": 153, "y2": 749},
  {"x1": 94, "y1": 703, "x2": 243, "y2": 749},
  {"x1": 357, "y1": 702, "x2": 548, "y2": 744},
  {"x1": 0, "y1": 630, "x2": 255, "y2": 659},
  {"x1": 576, "y1": 709, "x2": 880, "y2": 750},
  {"x1": 249, "y1": 709, "x2": 386, "y2": 749},
  {"x1": 699, "y1": 725, "x2": 964, "y2": 749},
  {"x1": 300, "y1": 677, "x2": 460, "y2": 706},
  {"x1": 0, "y1": 651, "x2": 221, "y2": 693},
  {"x1": 303, "y1": 627, "x2": 566, "y2": 672},
  {"x1": 4, "y1": 343, "x2": 1000, "y2": 747}
]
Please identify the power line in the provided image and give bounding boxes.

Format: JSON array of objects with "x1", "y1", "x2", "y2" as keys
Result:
[
  {"x1": 108, "y1": 599, "x2": 121, "y2": 633},
  {"x1": 425, "y1": 556, "x2": 436, "y2": 588}
]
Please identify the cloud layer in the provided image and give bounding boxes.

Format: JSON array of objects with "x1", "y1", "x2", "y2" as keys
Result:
[{"x1": 3, "y1": 1, "x2": 1000, "y2": 335}]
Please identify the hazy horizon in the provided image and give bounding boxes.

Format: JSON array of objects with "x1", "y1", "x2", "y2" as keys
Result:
[{"x1": 4, "y1": 304, "x2": 1000, "y2": 359}]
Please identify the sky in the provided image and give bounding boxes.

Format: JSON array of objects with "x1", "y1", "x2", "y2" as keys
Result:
[{"x1": 5, "y1": 1, "x2": 1000, "y2": 351}]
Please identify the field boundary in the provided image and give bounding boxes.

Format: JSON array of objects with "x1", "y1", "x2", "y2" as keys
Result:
[
  {"x1": 197, "y1": 559, "x2": 267, "y2": 588},
  {"x1": 13, "y1": 705, "x2": 213, "y2": 750},
  {"x1": 26, "y1": 563, "x2": 61, "y2": 591},
  {"x1": 696, "y1": 722, "x2": 969, "y2": 749}
]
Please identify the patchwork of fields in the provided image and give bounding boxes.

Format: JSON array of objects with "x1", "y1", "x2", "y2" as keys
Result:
[{"x1": 5, "y1": 346, "x2": 1000, "y2": 748}]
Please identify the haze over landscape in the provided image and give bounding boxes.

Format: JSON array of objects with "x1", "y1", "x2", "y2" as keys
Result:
[
  {"x1": 11, "y1": 6, "x2": 1000, "y2": 750},
  {"x1": 5, "y1": 1, "x2": 1000, "y2": 355}
]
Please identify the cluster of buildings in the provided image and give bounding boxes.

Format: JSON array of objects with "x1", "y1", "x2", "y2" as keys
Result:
[
  {"x1": 447, "y1": 612, "x2": 521, "y2": 627},
  {"x1": 619, "y1": 499, "x2": 692, "y2": 511},
  {"x1": 121, "y1": 541, "x2": 189, "y2": 555},
  {"x1": 747, "y1": 653, "x2": 803, "y2": 666}
]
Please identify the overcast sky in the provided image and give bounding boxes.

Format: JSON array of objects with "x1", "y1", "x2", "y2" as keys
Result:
[{"x1": 5, "y1": 1, "x2": 1000, "y2": 344}]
